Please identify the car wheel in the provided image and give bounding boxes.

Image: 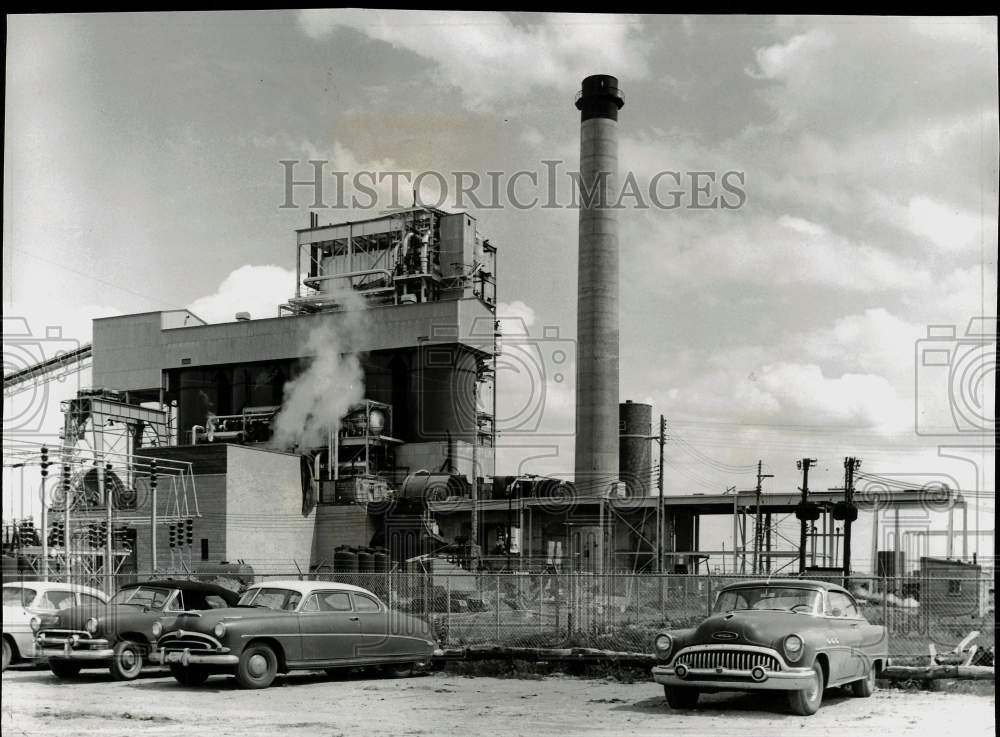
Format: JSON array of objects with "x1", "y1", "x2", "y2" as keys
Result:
[
  {"x1": 49, "y1": 659, "x2": 83, "y2": 679},
  {"x1": 110, "y1": 641, "x2": 145, "y2": 681},
  {"x1": 170, "y1": 664, "x2": 210, "y2": 687},
  {"x1": 850, "y1": 661, "x2": 877, "y2": 697},
  {"x1": 788, "y1": 660, "x2": 825, "y2": 716},
  {"x1": 381, "y1": 662, "x2": 415, "y2": 678},
  {"x1": 2, "y1": 638, "x2": 12, "y2": 671},
  {"x1": 236, "y1": 644, "x2": 277, "y2": 689},
  {"x1": 663, "y1": 686, "x2": 699, "y2": 709}
]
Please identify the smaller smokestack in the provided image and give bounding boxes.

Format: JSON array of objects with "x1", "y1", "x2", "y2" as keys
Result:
[{"x1": 235, "y1": 312, "x2": 251, "y2": 322}]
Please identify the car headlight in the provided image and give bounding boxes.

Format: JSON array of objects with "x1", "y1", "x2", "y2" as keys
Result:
[
  {"x1": 654, "y1": 633, "x2": 673, "y2": 659},
  {"x1": 213, "y1": 622, "x2": 227, "y2": 638},
  {"x1": 30, "y1": 616, "x2": 41, "y2": 633},
  {"x1": 85, "y1": 617, "x2": 99, "y2": 634},
  {"x1": 783, "y1": 634, "x2": 804, "y2": 662},
  {"x1": 151, "y1": 621, "x2": 162, "y2": 638}
]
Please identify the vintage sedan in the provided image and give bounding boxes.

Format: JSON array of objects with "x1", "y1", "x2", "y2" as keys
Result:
[
  {"x1": 34, "y1": 579, "x2": 238, "y2": 680},
  {"x1": 651, "y1": 579, "x2": 888, "y2": 716},
  {"x1": 3, "y1": 581, "x2": 108, "y2": 671},
  {"x1": 154, "y1": 580, "x2": 440, "y2": 689}
]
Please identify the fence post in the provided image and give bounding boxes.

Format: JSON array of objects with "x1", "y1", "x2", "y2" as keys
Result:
[
  {"x1": 706, "y1": 575, "x2": 714, "y2": 616},
  {"x1": 495, "y1": 574, "x2": 501, "y2": 641},
  {"x1": 882, "y1": 574, "x2": 888, "y2": 637},
  {"x1": 446, "y1": 575, "x2": 451, "y2": 646}
]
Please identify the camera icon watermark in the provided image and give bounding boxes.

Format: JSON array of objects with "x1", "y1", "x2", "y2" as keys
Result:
[
  {"x1": 2, "y1": 317, "x2": 82, "y2": 437},
  {"x1": 915, "y1": 317, "x2": 996, "y2": 436}
]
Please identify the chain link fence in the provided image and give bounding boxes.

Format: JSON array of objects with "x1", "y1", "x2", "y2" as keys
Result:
[{"x1": 4, "y1": 570, "x2": 993, "y2": 660}]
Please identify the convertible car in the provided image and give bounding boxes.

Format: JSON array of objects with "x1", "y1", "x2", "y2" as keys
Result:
[
  {"x1": 3, "y1": 581, "x2": 108, "y2": 671},
  {"x1": 33, "y1": 579, "x2": 238, "y2": 680},
  {"x1": 651, "y1": 579, "x2": 888, "y2": 716},
  {"x1": 154, "y1": 580, "x2": 440, "y2": 689}
]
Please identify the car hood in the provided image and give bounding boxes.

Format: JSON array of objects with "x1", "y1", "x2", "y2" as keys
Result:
[
  {"x1": 168, "y1": 606, "x2": 293, "y2": 632},
  {"x1": 690, "y1": 610, "x2": 816, "y2": 648}
]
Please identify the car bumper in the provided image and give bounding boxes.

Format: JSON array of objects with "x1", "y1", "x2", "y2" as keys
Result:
[
  {"x1": 35, "y1": 634, "x2": 115, "y2": 661},
  {"x1": 651, "y1": 664, "x2": 817, "y2": 691},
  {"x1": 152, "y1": 649, "x2": 239, "y2": 666}
]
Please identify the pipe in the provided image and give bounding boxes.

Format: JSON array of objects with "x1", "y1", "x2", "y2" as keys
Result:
[
  {"x1": 191, "y1": 425, "x2": 204, "y2": 445},
  {"x1": 302, "y1": 268, "x2": 394, "y2": 287}
]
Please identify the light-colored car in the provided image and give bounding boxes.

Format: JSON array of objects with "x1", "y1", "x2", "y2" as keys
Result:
[{"x1": 2, "y1": 581, "x2": 108, "y2": 671}]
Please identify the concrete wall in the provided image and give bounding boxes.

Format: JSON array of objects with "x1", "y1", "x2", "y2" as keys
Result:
[
  {"x1": 92, "y1": 299, "x2": 496, "y2": 394},
  {"x1": 224, "y1": 445, "x2": 314, "y2": 574},
  {"x1": 312, "y1": 506, "x2": 378, "y2": 566}
]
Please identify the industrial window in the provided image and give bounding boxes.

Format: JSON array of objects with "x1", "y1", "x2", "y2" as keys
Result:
[
  {"x1": 948, "y1": 579, "x2": 962, "y2": 596},
  {"x1": 201, "y1": 538, "x2": 209, "y2": 561}
]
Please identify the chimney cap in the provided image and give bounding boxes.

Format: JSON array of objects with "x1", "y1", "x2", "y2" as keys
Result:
[
  {"x1": 235, "y1": 311, "x2": 251, "y2": 322},
  {"x1": 575, "y1": 74, "x2": 624, "y2": 120}
]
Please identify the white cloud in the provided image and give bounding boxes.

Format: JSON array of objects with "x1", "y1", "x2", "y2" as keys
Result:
[
  {"x1": 297, "y1": 10, "x2": 650, "y2": 110},
  {"x1": 905, "y1": 196, "x2": 984, "y2": 251},
  {"x1": 778, "y1": 215, "x2": 828, "y2": 237},
  {"x1": 747, "y1": 29, "x2": 834, "y2": 80},
  {"x1": 187, "y1": 265, "x2": 296, "y2": 324}
]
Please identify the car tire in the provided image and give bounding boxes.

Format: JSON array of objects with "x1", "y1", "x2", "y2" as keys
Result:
[
  {"x1": 110, "y1": 640, "x2": 145, "y2": 681},
  {"x1": 49, "y1": 659, "x2": 83, "y2": 679},
  {"x1": 381, "y1": 662, "x2": 415, "y2": 678},
  {"x1": 2, "y1": 638, "x2": 12, "y2": 671},
  {"x1": 663, "y1": 686, "x2": 699, "y2": 709},
  {"x1": 850, "y1": 661, "x2": 877, "y2": 697},
  {"x1": 235, "y1": 643, "x2": 278, "y2": 689},
  {"x1": 788, "y1": 660, "x2": 825, "y2": 716},
  {"x1": 170, "y1": 664, "x2": 210, "y2": 687}
]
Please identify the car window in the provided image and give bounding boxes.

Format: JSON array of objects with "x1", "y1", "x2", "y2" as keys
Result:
[
  {"x1": 38, "y1": 590, "x2": 76, "y2": 610},
  {"x1": 204, "y1": 594, "x2": 230, "y2": 609},
  {"x1": 240, "y1": 588, "x2": 301, "y2": 611},
  {"x1": 353, "y1": 594, "x2": 380, "y2": 612},
  {"x1": 112, "y1": 586, "x2": 172, "y2": 610},
  {"x1": 302, "y1": 594, "x2": 321, "y2": 612},
  {"x1": 714, "y1": 587, "x2": 820, "y2": 614},
  {"x1": 316, "y1": 592, "x2": 353, "y2": 612},
  {"x1": 4, "y1": 586, "x2": 37, "y2": 607},
  {"x1": 826, "y1": 591, "x2": 860, "y2": 618},
  {"x1": 80, "y1": 594, "x2": 105, "y2": 608},
  {"x1": 164, "y1": 591, "x2": 185, "y2": 612}
]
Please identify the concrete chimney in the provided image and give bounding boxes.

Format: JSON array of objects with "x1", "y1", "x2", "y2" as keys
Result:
[{"x1": 574, "y1": 74, "x2": 623, "y2": 498}]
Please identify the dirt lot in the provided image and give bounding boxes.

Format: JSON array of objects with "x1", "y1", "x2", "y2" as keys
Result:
[{"x1": 2, "y1": 665, "x2": 994, "y2": 737}]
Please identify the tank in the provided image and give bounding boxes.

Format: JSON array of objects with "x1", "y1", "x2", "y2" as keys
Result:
[
  {"x1": 357, "y1": 547, "x2": 374, "y2": 573},
  {"x1": 619, "y1": 400, "x2": 652, "y2": 497},
  {"x1": 333, "y1": 545, "x2": 358, "y2": 573},
  {"x1": 399, "y1": 472, "x2": 469, "y2": 501},
  {"x1": 372, "y1": 547, "x2": 389, "y2": 572}
]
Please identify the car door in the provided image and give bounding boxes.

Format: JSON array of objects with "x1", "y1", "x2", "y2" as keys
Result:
[
  {"x1": 298, "y1": 591, "x2": 360, "y2": 662},
  {"x1": 825, "y1": 591, "x2": 864, "y2": 682},
  {"x1": 353, "y1": 592, "x2": 428, "y2": 661}
]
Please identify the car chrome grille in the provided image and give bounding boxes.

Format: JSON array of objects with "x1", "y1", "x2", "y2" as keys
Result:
[
  {"x1": 159, "y1": 633, "x2": 216, "y2": 651},
  {"x1": 675, "y1": 649, "x2": 781, "y2": 671}
]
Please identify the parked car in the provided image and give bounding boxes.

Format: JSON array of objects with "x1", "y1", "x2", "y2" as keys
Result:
[
  {"x1": 3, "y1": 581, "x2": 108, "y2": 671},
  {"x1": 651, "y1": 579, "x2": 888, "y2": 716},
  {"x1": 154, "y1": 580, "x2": 440, "y2": 689},
  {"x1": 33, "y1": 579, "x2": 239, "y2": 680}
]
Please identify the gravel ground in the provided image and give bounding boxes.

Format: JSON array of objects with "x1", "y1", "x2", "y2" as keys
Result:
[{"x1": 2, "y1": 665, "x2": 994, "y2": 737}]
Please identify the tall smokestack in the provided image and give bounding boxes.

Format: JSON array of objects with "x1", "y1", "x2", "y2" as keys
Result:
[{"x1": 574, "y1": 74, "x2": 624, "y2": 498}]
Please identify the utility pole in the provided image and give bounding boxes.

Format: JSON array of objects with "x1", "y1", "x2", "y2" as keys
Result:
[
  {"x1": 752, "y1": 460, "x2": 773, "y2": 575},
  {"x1": 842, "y1": 456, "x2": 861, "y2": 584},
  {"x1": 656, "y1": 415, "x2": 666, "y2": 573},
  {"x1": 40, "y1": 447, "x2": 50, "y2": 580},
  {"x1": 796, "y1": 458, "x2": 816, "y2": 575}
]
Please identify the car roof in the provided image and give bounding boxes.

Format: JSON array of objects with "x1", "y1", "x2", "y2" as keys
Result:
[
  {"x1": 245, "y1": 579, "x2": 379, "y2": 597},
  {"x1": 720, "y1": 579, "x2": 850, "y2": 595},
  {"x1": 2, "y1": 580, "x2": 109, "y2": 599},
  {"x1": 121, "y1": 579, "x2": 240, "y2": 601}
]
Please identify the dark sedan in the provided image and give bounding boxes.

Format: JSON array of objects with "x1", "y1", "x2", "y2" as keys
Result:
[
  {"x1": 34, "y1": 579, "x2": 238, "y2": 680},
  {"x1": 651, "y1": 579, "x2": 888, "y2": 715},
  {"x1": 154, "y1": 580, "x2": 440, "y2": 688}
]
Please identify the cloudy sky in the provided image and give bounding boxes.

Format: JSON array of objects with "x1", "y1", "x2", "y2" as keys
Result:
[{"x1": 4, "y1": 12, "x2": 996, "y2": 569}]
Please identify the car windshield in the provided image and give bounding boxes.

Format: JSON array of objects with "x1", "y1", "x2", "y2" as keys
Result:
[
  {"x1": 713, "y1": 586, "x2": 821, "y2": 614},
  {"x1": 3, "y1": 586, "x2": 36, "y2": 607},
  {"x1": 109, "y1": 586, "x2": 172, "y2": 610},
  {"x1": 237, "y1": 587, "x2": 301, "y2": 611}
]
